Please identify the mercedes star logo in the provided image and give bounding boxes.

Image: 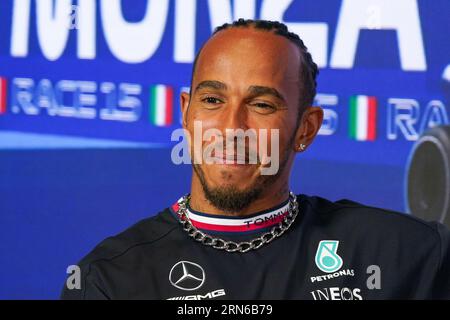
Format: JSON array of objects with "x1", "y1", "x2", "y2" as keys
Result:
[{"x1": 169, "y1": 260, "x2": 205, "y2": 291}]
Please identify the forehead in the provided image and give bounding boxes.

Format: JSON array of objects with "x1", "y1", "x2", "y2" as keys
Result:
[{"x1": 193, "y1": 28, "x2": 301, "y2": 86}]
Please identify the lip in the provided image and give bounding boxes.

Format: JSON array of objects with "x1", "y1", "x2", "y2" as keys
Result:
[
  {"x1": 211, "y1": 156, "x2": 249, "y2": 165},
  {"x1": 212, "y1": 151, "x2": 251, "y2": 163}
]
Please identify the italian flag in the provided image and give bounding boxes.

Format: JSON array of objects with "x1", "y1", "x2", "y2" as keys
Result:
[
  {"x1": 0, "y1": 77, "x2": 6, "y2": 115},
  {"x1": 149, "y1": 85, "x2": 173, "y2": 126},
  {"x1": 349, "y1": 95, "x2": 377, "y2": 141}
]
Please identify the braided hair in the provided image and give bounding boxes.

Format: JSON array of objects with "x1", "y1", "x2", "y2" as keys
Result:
[{"x1": 190, "y1": 19, "x2": 319, "y2": 113}]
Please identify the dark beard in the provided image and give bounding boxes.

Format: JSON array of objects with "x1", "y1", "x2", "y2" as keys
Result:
[
  {"x1": 192, "y1": 144, "x2": 291, "y2": 214},
  {"x1": 195, "y1": 176, "x2": 263, "y2": 213}
]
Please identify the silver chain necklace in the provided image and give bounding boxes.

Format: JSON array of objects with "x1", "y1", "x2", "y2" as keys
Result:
[{"x1": 176, "y1": 191, "x2": 299, "y2": 253}]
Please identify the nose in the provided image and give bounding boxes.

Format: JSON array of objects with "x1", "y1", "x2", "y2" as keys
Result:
[{"x1": 220, "y1": 100, "x2": 249, "y2": 133}]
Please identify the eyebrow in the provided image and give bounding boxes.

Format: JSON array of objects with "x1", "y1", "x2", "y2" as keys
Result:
[
  {"x1": 248, "y1": 85, "x2": 286, "y2": 103},
  {"x1": 194, "y1": 80, "x2": 227, "y2": 92}
]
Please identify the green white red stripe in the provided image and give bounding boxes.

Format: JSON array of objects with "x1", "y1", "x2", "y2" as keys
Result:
[
  {"x1": 149, "y1": 85, "x2": 173, "y2": 126},
  {"x1": 349, "y1": 95, "x2": 377, "y2": 141},
  {"x1": 0, "y1": 77, "x2": 6, "y2": 115}
]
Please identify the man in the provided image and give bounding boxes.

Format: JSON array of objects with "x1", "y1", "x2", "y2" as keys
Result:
[{"x1": 61, "y1": 19, "x2": 450, "y2": 300}]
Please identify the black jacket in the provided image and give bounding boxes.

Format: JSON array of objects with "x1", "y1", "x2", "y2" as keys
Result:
[{"x1": 61, "y1": 194, "x2": 450, "y2": 300}]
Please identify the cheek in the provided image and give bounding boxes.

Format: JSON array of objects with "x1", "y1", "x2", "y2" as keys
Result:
[
  {"x1": 185, "y1": 116, "x2": 224, "y2": 164},
  {"x1": 265, "y1": 120, "x2": 297, "y2": 156},
  {"x1": 264, "y1": 131, "x2": 290, "y2": 158},
  {"x1": 188, "y1": 108, "x2": 224, "y2": 132}
]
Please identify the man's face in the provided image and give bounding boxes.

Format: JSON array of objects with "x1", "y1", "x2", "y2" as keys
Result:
[{"x1": 181, "y1": 28, "x2": 309, "y2": 212}]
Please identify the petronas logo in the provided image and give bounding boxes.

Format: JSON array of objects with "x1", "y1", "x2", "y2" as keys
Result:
[{"x1": 315, "y1": 240, "x2": 343, "y2": 273}]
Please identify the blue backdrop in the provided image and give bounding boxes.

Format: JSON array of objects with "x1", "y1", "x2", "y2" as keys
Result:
[{"x1": 0, "y1": 0, "x2": 448, "y2": 299}]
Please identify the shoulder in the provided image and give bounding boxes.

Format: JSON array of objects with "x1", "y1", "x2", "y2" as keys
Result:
[
  {"x1": 298, "y1": 194, "x2": 450, "y2": 298},
  {"x1": 298, "y1": 193, "x2": 447, "y2": 245},
  {"x1": 78, "y1": 208, "x2": 178, "y2": 268},
  {"x1": 60, "y1": 207, "x2": 179, "y2": 299}
]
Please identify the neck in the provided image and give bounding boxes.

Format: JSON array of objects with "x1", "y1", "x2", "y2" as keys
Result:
[{"x1": 189, "y1": 175, "x2": 290, "y2": 217}]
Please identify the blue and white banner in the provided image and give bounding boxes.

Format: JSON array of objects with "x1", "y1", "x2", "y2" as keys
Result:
[{"x1": 0, "y1": 0, "x2": 448, "y2": 167}]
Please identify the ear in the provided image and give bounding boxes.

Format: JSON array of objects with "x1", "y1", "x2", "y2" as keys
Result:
[
  {"x1": 180, "y1": 91, "x2": 190, "y2": 129},
  {"x1": 293, "y1": 106, "x2": 324, "y2": 152}
]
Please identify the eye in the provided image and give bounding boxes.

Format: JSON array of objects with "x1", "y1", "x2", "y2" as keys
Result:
[
  {"x1": 250, "y1": 101, "x2": 276, "y2": 113},
  {"x1": 254, "y1": 102, "x2": 274, "y2": 109},
  {"x1": 202, "y1": 96, "x2": 222, "y2": 104}
]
